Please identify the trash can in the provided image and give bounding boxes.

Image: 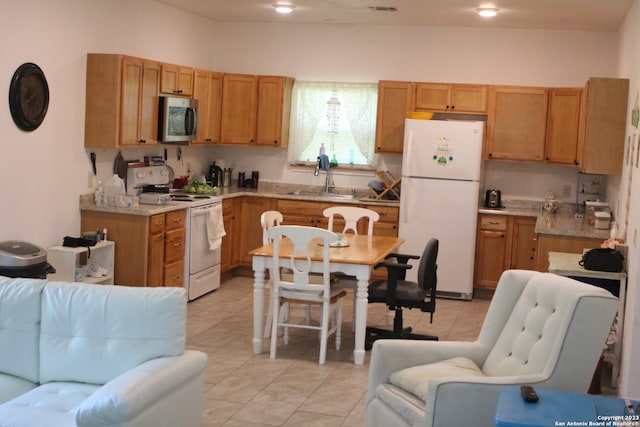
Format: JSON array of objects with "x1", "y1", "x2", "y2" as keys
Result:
[{"x1": 0, "y1": 240, "x2": 55, "y2": 278}]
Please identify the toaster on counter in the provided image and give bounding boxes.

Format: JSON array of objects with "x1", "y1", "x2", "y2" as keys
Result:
[{"x1": 140, "y1": 193, "x2": 171, "y2": 205}]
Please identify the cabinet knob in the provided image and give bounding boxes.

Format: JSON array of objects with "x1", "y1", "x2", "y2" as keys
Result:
[
  {"x1": 574, "y1": 159, "x2": 579, "y2": 165},
  {"x1": 488, "y1": 153, "x2": 493, "y2": 158},
  {"x1": 172, "y1": 275, "x2": 181, "y2": 280},
  {"x1": 450, "y1": 105, "x2": 455, "y2": 110},
  {"x1": 173, "y1": 242, "x2": 181, "y2": 247},
  {"x1": 138, "y1": 139, "x2": 146, "y2": 144},
  {"x1": 546, "y1": 157, "x2": 549, "y2": 161}
]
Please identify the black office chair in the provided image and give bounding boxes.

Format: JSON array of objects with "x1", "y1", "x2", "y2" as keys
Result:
[{"x1": 365, "y1": 238, "x2": 439, "y2": 350}]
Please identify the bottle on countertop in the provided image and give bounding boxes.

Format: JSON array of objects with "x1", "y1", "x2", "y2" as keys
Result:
[
  {"x1": 319, "y1": 143, "x2": 326, "y2": 156},
  {"x1": 94, "y1": 180, "x2": 104, "y2": 207},
  {"x1": 330, "y1": 154, "x2": 339, "y2": 168},
  {"x1": 103, "y1": 228, "x2": 108, "y2": 241}
]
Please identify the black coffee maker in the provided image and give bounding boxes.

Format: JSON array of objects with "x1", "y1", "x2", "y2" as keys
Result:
[{"x1": 209, "y1": 162, "x2": 223, "y2": 187}]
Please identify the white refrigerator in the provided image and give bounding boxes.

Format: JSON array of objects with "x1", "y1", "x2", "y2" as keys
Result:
[{"x1": 399, "y1": 119, "x2": 484, "y2": 300}]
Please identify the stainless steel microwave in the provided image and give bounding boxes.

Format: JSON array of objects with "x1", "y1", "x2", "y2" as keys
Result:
[{"x1": 158, "y1": 96, "x2": 198, "y2": 142}]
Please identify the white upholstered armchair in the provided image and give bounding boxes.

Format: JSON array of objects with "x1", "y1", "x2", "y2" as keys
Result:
[{"x1": 365, "y1": 270, "x2": 619, "y2": 427}]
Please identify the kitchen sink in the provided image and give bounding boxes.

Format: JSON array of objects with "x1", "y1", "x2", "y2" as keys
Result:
[{"x1": 278, "y1": 190, "x2": 355, "y2": 199}]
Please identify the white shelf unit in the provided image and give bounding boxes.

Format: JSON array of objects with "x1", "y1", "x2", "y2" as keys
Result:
[{"x1": 47, "y1": 240, "x2": 114, "y2": 285}]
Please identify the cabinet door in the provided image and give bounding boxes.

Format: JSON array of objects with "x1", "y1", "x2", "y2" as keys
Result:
[
  {"x1": 375, "y1": 81, "x2": 415, "y2": 153},
  {"x1": 221, "y1": 74, "x2": 258, "y2": 144},
  {"x1": 239, "y1": 197, "x2": 276, "y2": 263},
  {"x1": 510, "y1": 218, "x2": 537, "y2": 270},
  {"x1": 256, "y1": 76, "x2": 293, "y2": 147},
  {"x1": 450, "y1": 85, "x2": 488, "y2": 113},
  {"x1": 415, "y1": 83, "x2": 450, "y2": 110},
  {"x1": 475, "y1": 230, "x2": 508, "y2": 288},
  {"x1": 487, "y1": 86, "x2": 548, "y2": 161},
  {"x1": 193, "y1": 70, "x2": 223, "y2": 144},
  {"x1": 545, "y1": 88, "x2": 581, "y2": 165},
  {"x1": 578, "y1": 78, "x2": 629, "y2": 175},
  {"x1": 138, "y1": 61, "x2": 160, "y2": 145},
  {"x1": 120, "y1": 57, "x2": 144, "y2": 146},
  {"x1": 221, "y1": 200, "x2": 234, "y2": 272},
  {"x1": 160, "y1": 64, "x2": 193, "y2": 96},
  {"x1": 148, "y1": 231, "x2": 165, "y2": 287}
]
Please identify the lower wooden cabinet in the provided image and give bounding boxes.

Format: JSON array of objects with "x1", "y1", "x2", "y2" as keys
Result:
[
  {"x1": 536, "y1": 234, "x2": 603, "y2": 272},
  {"x1": 475, "y1": 215, "x2": 509, "y2": 289},
  {"x1": 239, "y1": 197, "x2": 277, "y2": 264},
  {"x1": 80, "y1": 208, "x2": 186, "y2": 287},
  {"x1": 475, "y1": 215, "x2": 537, "y2": 289},
  {"x1": 220, "y1": 198, "x2": 242, "y2": 272}
]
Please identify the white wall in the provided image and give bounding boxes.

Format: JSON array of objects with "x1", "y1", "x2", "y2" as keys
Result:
[
  {"x1": 0, "y1": 0, "x2": 216, "y2": 247},
  {"x1": 614, "y1": 0, "x2": 640, "y2": 399}
]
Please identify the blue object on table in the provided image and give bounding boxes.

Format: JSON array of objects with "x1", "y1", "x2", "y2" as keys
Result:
[{"x1": 494, "y1": 386, "x2": 640, "y2": 427}]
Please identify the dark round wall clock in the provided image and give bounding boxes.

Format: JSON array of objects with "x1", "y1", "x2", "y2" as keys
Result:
[{"x1": 8, "y1": 62, "x2": 49, "y2": 132}]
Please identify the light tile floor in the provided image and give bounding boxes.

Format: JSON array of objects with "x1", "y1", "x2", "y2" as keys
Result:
[
  {"x1": 186, "y1": 275, "x2": 491, "y2": 426},
  {"x1": 186, "y1": 276, "x2": 612, "y2": 426}
]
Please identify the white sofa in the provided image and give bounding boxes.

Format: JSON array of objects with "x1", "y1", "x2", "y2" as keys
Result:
[
  {"x1": 365, "y1": 270, "x2": 619, "y2": 427},
  {"x1": 0, "y1": 276, "x2": 207, "y2": 427}
]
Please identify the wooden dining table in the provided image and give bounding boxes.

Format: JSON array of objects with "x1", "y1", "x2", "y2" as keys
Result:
[{"x1": 249, "y1": 233, "x2": 405, "y2": 365}]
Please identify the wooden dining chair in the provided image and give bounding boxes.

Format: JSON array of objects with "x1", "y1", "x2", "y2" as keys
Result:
[
  {"x1": 268, "y1": 225, "x2": 347, "y2": 364},
  {"x1": 323, "y1": 206, "x2": 380, "y2": 235},
  {"x1": 323, "y1": 206, "x2": 382, "y2": 327}
]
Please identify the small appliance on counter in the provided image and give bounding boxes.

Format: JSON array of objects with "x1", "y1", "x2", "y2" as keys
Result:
[
  {"x1": 140, "y1": 193, "x2": 171, "y2": 205},
  {"x1": 484, "y1": 189, "x2": 502, "y2": 208}
]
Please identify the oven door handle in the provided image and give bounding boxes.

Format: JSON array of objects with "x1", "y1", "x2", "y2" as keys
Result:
[{"x1": 192, "y1": 206, "x2": 216, "y2": 216}]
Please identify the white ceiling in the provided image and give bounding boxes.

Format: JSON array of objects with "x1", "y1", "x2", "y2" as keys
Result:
[{"x1": 154, "y1": 0, "x2": 634, "y2": 32}]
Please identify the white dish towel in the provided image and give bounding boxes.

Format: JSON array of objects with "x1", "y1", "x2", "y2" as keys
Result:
[{"x1": 207, "y1": 203, "x2": 226, "y2": 251}]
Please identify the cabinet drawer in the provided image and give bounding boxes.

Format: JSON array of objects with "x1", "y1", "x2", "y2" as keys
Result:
[
  {"x1": 479, "y1": 215, "x2": 508, "y2": 231},
  {"x1": 166, "y1": 210, "x2": 186, "y2": 231},
  {"x1": 164, "y1": 228, "x2": 185, "y2": 262},
  {"x1": 149, "y1": 214, "x2": 165, "y2": 235},
  {"x1": 164, "y1": 260, "x2": 184, "y2": 287},
  {"x1": 277, "y1": 200, "x2": 333, "y2": 216},
  {"x1": 365, "y1": 205, "x2": 399, "y2": 222}
]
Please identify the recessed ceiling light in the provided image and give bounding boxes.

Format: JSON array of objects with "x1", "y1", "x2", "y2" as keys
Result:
[
  {"x1": 476, "y1": 7, "x2": 499, "y2": 18},
  {"x1": 274, "y1": 4, "x2": 295, "y2": 14}
]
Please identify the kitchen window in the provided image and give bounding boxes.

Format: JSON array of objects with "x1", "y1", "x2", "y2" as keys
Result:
[{"x1": 288, "y1": 81, "x2": 378, "y2": 168}]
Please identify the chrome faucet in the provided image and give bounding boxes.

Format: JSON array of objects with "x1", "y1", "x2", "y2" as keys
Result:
[{"x1": 314, "y1": 154, "x2": 334, "y2": 192}]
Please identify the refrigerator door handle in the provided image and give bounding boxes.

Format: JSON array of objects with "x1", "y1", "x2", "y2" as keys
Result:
[{"x1": 400, "y1": 180, "x2": 410, "y2": 224}]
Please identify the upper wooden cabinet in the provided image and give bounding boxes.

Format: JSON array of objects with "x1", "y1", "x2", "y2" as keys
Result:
[
  {"x1": 578, "y1": 78, "x2": 629, "y2": 175},
  {"x1": 220, "y1": 74, "x2": 258, "y2": 144},
  {"x1": 415, "y1": 83, "x2": 488, "y2": 113},
  {"x1": 220, "y1": 74, "x2": 294, "y2": 147},
  {"x1": 192, "y1": 69, "x2": 223, "y2": 145},
  {"x1": 486, "y1": 86, "x2": 549, "y2": 161},
  {"x1": 256, "y1": 76, "x2": 294, "y2": 147},
  {"x1": 375, "y1": 81, "x2": 415, "y2": 153},
  {"x1": 545, "y1": 88, "x2": 582, "y2": 165},
  {"x1": 160, "y1": 63, "x2": 194, "y2": 96},
  {"x1": 85, "y1": 54, "x2": 160, "y2": 148}
]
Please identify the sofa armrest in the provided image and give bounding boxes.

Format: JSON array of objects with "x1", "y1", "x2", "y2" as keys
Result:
[
  {"x1": 367, "y1": 340, "x2": 488, "y2": 405},
  {"x1": 75, "y1": 350, "x2": 207, "y2": 426},
  {"x1": 426, "y1": 374, "x2": 548, "y2": 427}
]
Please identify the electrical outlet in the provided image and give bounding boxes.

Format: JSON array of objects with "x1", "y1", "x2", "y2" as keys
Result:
[{"x1": 561, "y1": 184, "x2": 571, "y2": 198}]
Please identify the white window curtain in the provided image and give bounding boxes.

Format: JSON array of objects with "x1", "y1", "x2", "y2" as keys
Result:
[{"x1": 288, "y1": 81, "x2": 378, "y2": 168}]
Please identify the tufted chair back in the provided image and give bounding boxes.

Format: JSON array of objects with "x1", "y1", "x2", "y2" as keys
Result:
[{"x1": 479, "y1": 270, "x2": 617, "y2": 391}]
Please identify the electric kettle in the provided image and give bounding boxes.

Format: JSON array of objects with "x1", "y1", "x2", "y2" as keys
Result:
[{"x1": 484, "y1": 189, "x2": 502, "y2": 208}]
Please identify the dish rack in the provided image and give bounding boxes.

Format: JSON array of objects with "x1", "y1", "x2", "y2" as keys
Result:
[{"x1": 369, "y1": 171, "x2": 401, "y2": 200}]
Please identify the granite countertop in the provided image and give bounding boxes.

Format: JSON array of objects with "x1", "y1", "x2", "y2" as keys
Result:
[
  {"x1": 79, "y1": 182, "x2": 400, "y2": 216},
  {"x1": 478, "y1": 198, "x2": 611, "y2": 241},
  {"x1": 534, "y1": 213, "x2": 610, "y2": 240}
]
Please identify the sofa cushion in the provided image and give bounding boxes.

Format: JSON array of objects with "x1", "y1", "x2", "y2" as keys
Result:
[
  {"x1": 0, "y1": 382, "x2": 99, "y2": 427},
  {"x1": 40, "y1": 282, "x2": 187, "y2": 385},
  {"x1": 389, "y1": 356, "x2": 484, "y2": 401},
  {"x1": 0, "y1": 277, "x2": 45, "y2": 383},
  {"x1": 0, "y1": 373, "x2": 37, "y2": 405}
]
